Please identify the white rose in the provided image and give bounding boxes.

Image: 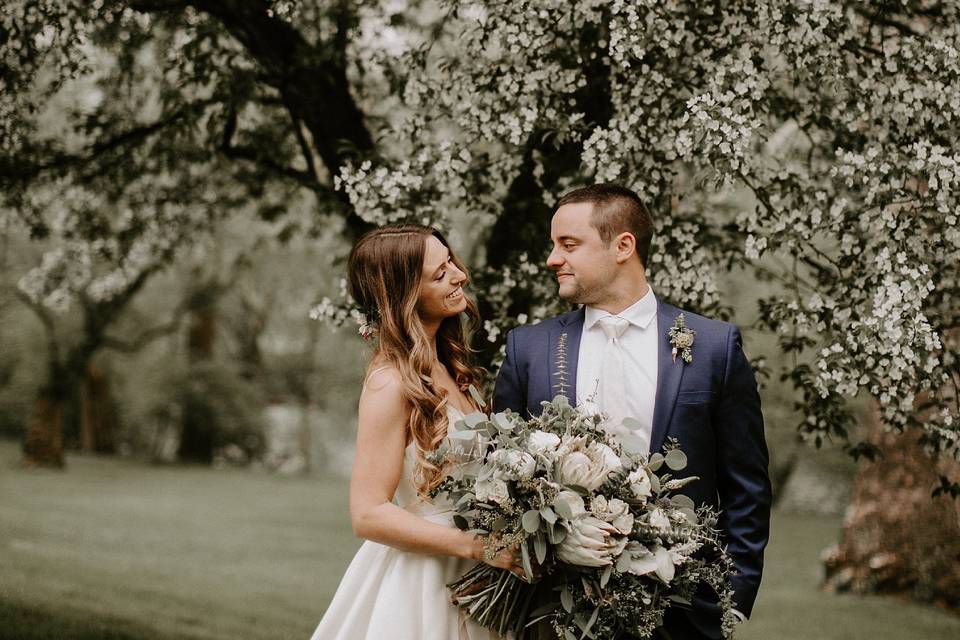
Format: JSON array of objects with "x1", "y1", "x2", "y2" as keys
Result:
[
  {"x1": 648, "y1": 508, "x2": 672, "y2": 534},
  {"x1": 490, "y1": 449, "x2": 537, "y2": 481},
  {"x1": 627, "y1": 466, "x2": 653, "y2": 502},
  {"x1": 552, "y1": 489, "x2": 586, "y2": 520},
  {"x1": 527, "y1": 430, "x2": 561, "y2": 457},
  {"x1": 555, "y1": 436, "x2": 622, "y2": 491},
  {"x1": 617, "y1": 541, "x2": 676, "y2": 583},
  {"x1": 474, "y1": 477, "x2": 511, "y2": 506},
  {"x1": 589, "y1": 495, "x2": 634, "y2": 535},
  {"x1": 555, "y1": 516, "x2": 627, "y2": 567}
]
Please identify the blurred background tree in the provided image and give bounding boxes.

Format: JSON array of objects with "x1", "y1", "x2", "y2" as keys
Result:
[{"x1": 1, "y1": 0, "x2": 958, "y2": 611}]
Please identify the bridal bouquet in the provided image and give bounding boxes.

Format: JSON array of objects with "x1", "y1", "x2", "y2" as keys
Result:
[{"x1": 428, "y1": 395, "x2": 736, "y2": 640}]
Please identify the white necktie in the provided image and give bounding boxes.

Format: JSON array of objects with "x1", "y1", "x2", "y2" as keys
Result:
[{"x1": 597, "y1": 316, "x2": 630, "y2": 430}]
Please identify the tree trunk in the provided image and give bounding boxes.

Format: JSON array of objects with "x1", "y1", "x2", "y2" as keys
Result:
[
  {"x1": 23, "y1": 391, "x2": 65, "y2": 468},
  {"x1": 823, "y1": 399, "x2": 960, "y2": 609},
  {"x1": 79, "y1": 364, "x2": 115, "y2": 454},
  {"x1": 178, "y1": 301, "x2": 218, "y2": 463}
]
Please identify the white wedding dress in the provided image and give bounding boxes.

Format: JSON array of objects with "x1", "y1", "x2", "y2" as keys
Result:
[{"x1": 309, "y1": 405, "x2": 503, "y2": 640}]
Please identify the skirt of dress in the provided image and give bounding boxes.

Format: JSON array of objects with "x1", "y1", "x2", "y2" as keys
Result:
[{"x1": 309, "y1": 514, "x2": 502, "y2": 640}]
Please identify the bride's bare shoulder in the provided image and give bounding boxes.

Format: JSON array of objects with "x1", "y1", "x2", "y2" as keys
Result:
[{"x1": 362, "y1": 363, "x2": 404, "y2": 394}]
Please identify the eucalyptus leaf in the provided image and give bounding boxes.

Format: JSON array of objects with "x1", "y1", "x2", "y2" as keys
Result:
[
  {"x1": 600, "y1": 564, "x2": 613, "y2": 588},
  {"x1": 463, "y1": 412, "x2": 486, "y2": 429},
  {"x1": 648, "y1": 452, "x2": 665, "y2": 471},
  {"x1": 534, "y1": 533, "x2": 547, "y2": 564},
  {"x1": 584, "y1": 606, "x2": 600, "y2": 638},
  {"x1": 522, "y1": 509, "x2": 541, "y2": 533},
  {"x1": 452, "y1": 514, "x2": 469, "y2": 530},
  {"x1": 494, "y1": 412, "x2": 514, "y2": 432},
  {"x1": 665, "y1": 449, "x2": 688, "y2": 471},
  {"x1": 550, "y1": 523, "x2": 567, "y2": 544},
  {"x1": 553, "y1": 499, "x2": 574, "y2": 521},
  {"x1": 540, "y1": 506, "x2": 557, "y2": 524},
  {"x1": 621, "y1": 417, "x2": 643, "y2": 430},
  {"x1": 561, "y1": 586, "x2": 573, "y2": 613},
  {"x1": 491, "y1": 516, "x2": 508, "y2": 531},
  {"x1": 671, "y1": 494, "x2": 695, "y2": 510},
  {"x1": 520, "y1": 540, "x2": 534, "y2": 582},
  {"x1": 468, "y1": 384, "x2": 486, "y2": 409}
]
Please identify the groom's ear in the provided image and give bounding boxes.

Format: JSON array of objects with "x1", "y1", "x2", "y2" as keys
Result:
[{"x1": 613, "y1": 232, "x2": 638, "y2": 264}]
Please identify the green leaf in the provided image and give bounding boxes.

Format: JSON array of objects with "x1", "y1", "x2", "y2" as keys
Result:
[
  {"x1": 540, "y1": 506, "x2": 557, "y2": 524},
  {"x1": 671, "y1": 494, "x2": 695, "y2": 510},
  {"x1": 494, "y1": 412, "x2": 514, "y2": 432},
  {"x1": 621, "y1": 417, "x2": 643, "y2": 430},
  {"x1": 522, "y1": 509, "x2": 541, "y2": 533},
  {"x1": 665, "y1": 449, "x2": 688, "y2": 471},
  {"x1": 549, "y1": 523, "x2": 567, "y2": 544},
  {"x1": 648, "y1": 452, "x2": 665, "y2": 471},
  {"x1": 561, "y1": 586, "x2": 573, "y2": 613},
  {"x1": 583, "y1": 606, "x2": 600, "y2": 639},
  {"x1": 534, "y1": 533, "x2": 547, "y2": 564},
  {"x1": 553, "y1": 499, "x2": 574, "y2": 521},
  {"x1": 600, "y1": 564, "x2": 613, "y2": 588},
  {"x1": 463, "y1": 412, "x2": 486, "y2": 429},
  {"x1": 520, "y1": 540, "x2": 534, "y2": 581},
  {"x1": 491, "y1": 516, "x2": 508, "y2": 531},
  {"x1": 468, "y1": 384, "x2": 486, "y2": 409},
  {"x1": 619, "y1": 432, "x2": 649, "y2": 456},
  {"x1": 452, "y1": 514, "x2": 469, "y2": 530}
]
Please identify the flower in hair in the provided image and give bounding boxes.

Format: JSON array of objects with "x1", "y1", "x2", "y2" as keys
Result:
[{"x1": 351, "y1": 309, "x2": 377, "y2": 341}]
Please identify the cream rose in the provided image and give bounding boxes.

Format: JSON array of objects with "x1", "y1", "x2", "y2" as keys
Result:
[
  {"x1": 554, "y1": 436, "x2": 622, "y2": 491},
  {"x1": 589, "y1": 495, "x2": 634, "y2": 535},
  {"x1": 489, "y1": 449, "x2": 537, "y2": 481},
  {"x1": 627, "y1": 466, "x2": 653, "y2": 502}
]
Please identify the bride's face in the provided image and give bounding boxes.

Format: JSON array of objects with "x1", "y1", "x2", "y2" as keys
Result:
[{"x1": 416, "y1": 235, "x2": 468, "y2": 323}]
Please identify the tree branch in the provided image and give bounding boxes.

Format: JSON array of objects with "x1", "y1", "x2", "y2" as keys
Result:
[
  {"x1": 2, "y1": 98, "x2": 218, "y2": 185},
  {"x1": 102, "y1": 305, "x2": 186, "y2": 354}
]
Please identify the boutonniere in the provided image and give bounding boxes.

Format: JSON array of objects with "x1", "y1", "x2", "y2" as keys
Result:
[{"x1": 668, "y1": 313, "x2": 696, "y2": 363}]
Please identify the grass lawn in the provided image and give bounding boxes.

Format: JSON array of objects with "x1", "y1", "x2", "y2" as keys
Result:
[{"x1": 1, "y1": 439, "x2": 958, "y2": 640}]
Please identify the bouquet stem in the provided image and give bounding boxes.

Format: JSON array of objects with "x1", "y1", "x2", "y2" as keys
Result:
[{"x1": 449, "y1": 564, "x2": 537, "y2": 637}]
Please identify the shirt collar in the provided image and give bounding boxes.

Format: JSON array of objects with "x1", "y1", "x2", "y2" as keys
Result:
[{"x1": 584, "y1": 286, "x2": 658, "y2": 332}]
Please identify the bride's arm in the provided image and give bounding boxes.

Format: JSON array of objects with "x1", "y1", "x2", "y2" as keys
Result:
[{"x1": 349, "y1": 368, "x2": 514, "y2": 568}]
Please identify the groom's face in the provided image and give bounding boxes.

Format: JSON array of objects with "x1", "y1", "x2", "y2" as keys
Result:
[{"x1": 547, "y1": 202, "x2": 617, "y2": 304}]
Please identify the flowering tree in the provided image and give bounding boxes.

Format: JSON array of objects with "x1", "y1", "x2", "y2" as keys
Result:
[{"x1": 329, "y1": 0, "x2": 960, "y2": 604}]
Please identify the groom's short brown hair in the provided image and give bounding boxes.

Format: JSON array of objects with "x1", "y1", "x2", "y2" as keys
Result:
[{"x1": 555, "y1": 184, "x2": 654, "y2": 268}]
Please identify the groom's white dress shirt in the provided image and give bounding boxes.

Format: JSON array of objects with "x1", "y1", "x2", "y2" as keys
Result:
[{"x1": 576, "y1": 285, "x2": 659, "y2": 449}]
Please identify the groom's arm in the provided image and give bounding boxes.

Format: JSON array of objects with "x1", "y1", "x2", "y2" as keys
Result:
[
  {"x1": 492, "y1": 329, "x2": 526, "y2": 413},
  {"x1": 714, "y1": 325, "x2": 772, "y2": 619}
]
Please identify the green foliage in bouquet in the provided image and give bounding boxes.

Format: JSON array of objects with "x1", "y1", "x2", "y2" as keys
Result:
[{"x1": 428, "y1": 396, "x2": 737, "y2": 640}]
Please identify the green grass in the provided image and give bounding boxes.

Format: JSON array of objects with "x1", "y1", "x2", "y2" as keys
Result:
[{"x1": 1, "y1": 440, "x2": 958, "y2": 640}]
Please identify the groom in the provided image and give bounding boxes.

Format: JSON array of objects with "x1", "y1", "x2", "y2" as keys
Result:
[{"x1": 493, "y1": 184, "x2": 771, "y2": 639}]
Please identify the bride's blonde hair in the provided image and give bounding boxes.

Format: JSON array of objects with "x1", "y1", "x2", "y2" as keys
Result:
[{"x1": 348, "y1": 224, "x2": 483, "y2": 496}]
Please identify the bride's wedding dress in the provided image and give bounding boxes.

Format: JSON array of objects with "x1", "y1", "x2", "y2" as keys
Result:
[{"x1": 309, "y1": 405, "x2": 502, "y2": 640}]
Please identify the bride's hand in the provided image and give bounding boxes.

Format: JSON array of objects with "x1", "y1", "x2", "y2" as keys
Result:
[{"x1": 470, "y1": 536, "x2": 540, "y2": 582}]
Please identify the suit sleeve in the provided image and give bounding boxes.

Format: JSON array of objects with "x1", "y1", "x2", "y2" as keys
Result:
[
  {"x1": 714, "y1": 325, "x2": 771, "y2": 618},
  {"x1": 493, "y1": 328, "x2": 525, "y2": 413}
]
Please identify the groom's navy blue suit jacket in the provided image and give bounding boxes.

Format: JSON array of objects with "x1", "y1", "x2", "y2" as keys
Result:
[{"x1": 493, "y1": 301, "x2": 771, "y2": 636}]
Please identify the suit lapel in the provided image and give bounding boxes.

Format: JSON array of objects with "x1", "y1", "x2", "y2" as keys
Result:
[
  {"x1": 549, "y1": 307, "x2": 584, "y2": 406},
  {"x1": 650, "y1": 302, "x2": 686, "y2": 454}
]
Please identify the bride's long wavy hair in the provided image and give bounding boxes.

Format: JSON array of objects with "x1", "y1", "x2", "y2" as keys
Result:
[{"x1": 348, "y1": 224, "x2": 484, "y2": 496}]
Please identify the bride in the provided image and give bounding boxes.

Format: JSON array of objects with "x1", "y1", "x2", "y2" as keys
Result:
[{"x1": 310, "y1": 224, "x2": 519, "y2": 640}]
